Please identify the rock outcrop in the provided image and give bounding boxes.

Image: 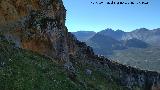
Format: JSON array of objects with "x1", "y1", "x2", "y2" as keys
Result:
[
  {"x1": 0, "y1": 0, "x2": 160, "y2": 90},
  {"x1": 0, "y1": 0, "x2": 69, "y2": 62}
]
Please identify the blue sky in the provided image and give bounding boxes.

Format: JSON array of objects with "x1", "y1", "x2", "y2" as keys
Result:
[{"x1": 62, "y1": 0, "x2": 160, "y2": 32}]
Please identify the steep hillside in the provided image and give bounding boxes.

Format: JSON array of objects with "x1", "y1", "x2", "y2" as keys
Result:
[
  {"x1": 0, "y1": 34, "x2": 129, "y2": 90},
  {"x1": 0, "y1": 0, "x2": 160, "y2": 90},
  {"x1": 1, "y1": 35, "x2": 160, "y2": 90},
  {"x1": 0, "y1": 36, "x2": 80, "y2": 90}
]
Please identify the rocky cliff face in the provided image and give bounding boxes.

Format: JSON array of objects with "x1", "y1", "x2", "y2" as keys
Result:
[
  {"x1": 0, "y1": 0, "x2": 70, "y2": 62},
  {"x1": 0, "y1": 0, "x2": 95, "y2": 63},
  {"x1": 0, "y1": 0, "x2": 160, "y2": 90}
]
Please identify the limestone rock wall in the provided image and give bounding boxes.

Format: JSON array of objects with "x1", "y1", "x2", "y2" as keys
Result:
[{"x1": 0, "y1": 0, "x2": 69, "y2": 62}]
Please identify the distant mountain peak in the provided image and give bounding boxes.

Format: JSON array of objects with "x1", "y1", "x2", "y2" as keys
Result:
[
  {"x1": 134, "y1": 28, "x2": 149, "y2": 32},
  {"x1": 116, "y1": 29, "x2": 124, "y2": 32},
  {"x1": 105, "y1": 28, "x2": 113, "y2": 30}
]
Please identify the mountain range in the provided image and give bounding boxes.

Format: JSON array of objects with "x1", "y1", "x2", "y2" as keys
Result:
[
  {"x1": 73, "y1": 28, "x2": 160, "y2": 47},
  {"x1": 72, "y1": 28, "x2": 160, "y2": 72}
]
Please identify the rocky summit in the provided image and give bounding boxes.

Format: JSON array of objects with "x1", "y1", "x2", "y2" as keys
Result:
[{"x1": 0, "y1": 0, "x2": 160, "y2": 90}]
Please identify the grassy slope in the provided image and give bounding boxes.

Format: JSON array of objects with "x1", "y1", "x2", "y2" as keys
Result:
[
  {"x1": 0, "y1": 37, "x2": 82, "y2": 90},
  {"x1": 70, "y1": 57, "x2": 128, "y2": 90},
  {"x1": 0, "y1": 36, "x2": 128, "y2": 90}
]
